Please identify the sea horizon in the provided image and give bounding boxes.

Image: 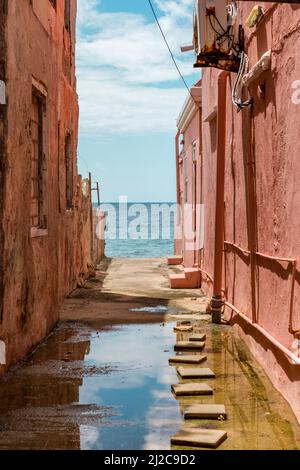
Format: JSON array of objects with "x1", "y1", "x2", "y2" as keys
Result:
[{"x1": 98, "y1": 201, "x2": 175, "y2": 258}]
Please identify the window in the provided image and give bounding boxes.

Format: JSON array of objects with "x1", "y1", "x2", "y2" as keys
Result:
[
  {"x1": 31, "y1": 90, "x2": 47, "y2": 229},
  {"x1": 184, "y1": 153, "x2": 188, "y2": 203},
  {"x1": 64, "y1": 0, "x2": 71, "y2": 33},
  {"x1": 192, "y1": 142, "x2": 197, "y2": 207},
  {"x1": 65, "y1": 133, "x2": 73, "y2": 209},
  {"x1": 192, "y1": 142, "x2": 197, "y2": 163},
  {"x1": 179, "y1": 133, "x2": 184, "y2": 154}
]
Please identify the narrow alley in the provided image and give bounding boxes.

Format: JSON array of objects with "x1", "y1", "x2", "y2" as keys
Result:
[
  {"x1": 0, "y1": 258, "x2": 299, "y2": 450},
  {"x1": 2, "y1": 0, "x2": 300, "y2": 457}
]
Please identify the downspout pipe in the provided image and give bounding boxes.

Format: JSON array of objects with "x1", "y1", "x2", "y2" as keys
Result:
[{"x1": 211, "y1": 71, "x2": 229, "y2": 324}]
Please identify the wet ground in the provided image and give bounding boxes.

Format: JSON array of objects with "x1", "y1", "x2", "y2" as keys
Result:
[{"x1": 0, "y1": 258, "x2": 299, "y2": 450}]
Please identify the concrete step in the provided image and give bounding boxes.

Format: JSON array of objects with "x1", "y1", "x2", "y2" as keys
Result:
[
  {"x1": 189, "y1": 333, "x2": 206, "y2": 342},
  {"x1": 175, "y1": 341, "x2": 205, "y2": 351},
  {"x1": 174, "y1": 325, "x2": 193, "y2": 332},
  {"x1": 169, "y1": 268, "x2": 201, "y2": 289},
  {"x1": 167, "y1": 255, "x2": 183, "y2": 266},
  {"x1": 171, "y1": 427, "x2": 227, "y2": 449},
  {"x1": 169, "y1": 354, "x2": 207, "y2": 365},
  {"x1": 169, "y1": 273, "x2": 187, "y2": 289},
  {"x1": 172, "y1": 382, "x2": 213, "y2": 397},
  {"x1": 184, "y1": 404, "x2": 226, "y2": 420},
  {"x1": 177, "y1": 367, "x2": 215, "y2": 379}
]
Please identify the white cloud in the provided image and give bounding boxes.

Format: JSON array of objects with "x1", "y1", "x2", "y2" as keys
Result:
[
  {"x1": 80, "y1": 425, "x2": 101, "y2": 450},
  {"x1": 76, "y1": 0, "x2": 198, "y2": 135}
]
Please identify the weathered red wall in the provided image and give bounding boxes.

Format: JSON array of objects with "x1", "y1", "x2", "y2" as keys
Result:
[
  {"x1": 175, "y1": 84, "x2": 202, "y2": 270},
  {"x1": 200, "y1": 2, "x2": 300, "y2": 421},
  {"x1": 0, "y1": 0, "x2": 100, "y2": 375}
]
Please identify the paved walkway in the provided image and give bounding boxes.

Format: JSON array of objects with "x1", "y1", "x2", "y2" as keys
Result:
[
  {"x1": 60, "y1": 257, "x2": 208, "y2": 326},
  {"x1": 0, "y1": 258, "x2": 299, "y2": 450}
]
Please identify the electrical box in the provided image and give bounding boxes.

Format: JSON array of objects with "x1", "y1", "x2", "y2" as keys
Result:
[{"x1": 194, "y1": 0, "x2": 242, "y2": 72}]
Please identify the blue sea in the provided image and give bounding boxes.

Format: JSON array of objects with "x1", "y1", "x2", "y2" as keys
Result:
[{"x1": 99, "y1": 202, "x2": 175, "y2": 258}]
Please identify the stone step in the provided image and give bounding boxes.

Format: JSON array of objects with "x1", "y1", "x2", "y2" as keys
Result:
[
  {"x1": 189, "y1": 333, "x2": 206, "y2": 342},
  {"x1": 169, "y1": 268, "x2": 201, "y2": 289},
  {"x1": 174, "y1": 325, "x2": 193, "y2": 332},
  {"x1": 171, "y1": 427, "x2": 227, "y2": 449},
  {"x1": 184, "y1": 404, "x2": 226, "y2": 420},
  {"x1": 174, "y1": 341, "x2": 205, "y2": 351},
  {"x1": 169, "y1": 355, "x2": 207, "y2": 365},
  {"x1": 171, "y1": 382, "x2": 213, "y2": 396},
  {"x1": 167, "y1": 255, "x2": 183, "y2": 265},
  {"x1": 177, "y1": 367, "x2": 215, "y2": 379}
]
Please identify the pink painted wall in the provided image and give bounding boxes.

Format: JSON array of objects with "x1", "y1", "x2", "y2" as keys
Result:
[
  {"x1": 198, "y1": 2, "x2": 300, "y2": 421},
  {"x1": 176, "y1": 86, "x2": 202, "y2": 269}
]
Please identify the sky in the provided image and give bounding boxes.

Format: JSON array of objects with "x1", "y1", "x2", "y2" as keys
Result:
[{"x1": 76, "y1": 0, "x2": 199, "y2": 202}]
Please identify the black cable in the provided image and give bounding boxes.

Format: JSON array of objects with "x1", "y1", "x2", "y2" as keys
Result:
[
  {"x1": 208, "y1": 12, "x2": 241, "y2": 54},
  {"x1": 146, "y1": 0, "x2": 196, "y2": 102}
]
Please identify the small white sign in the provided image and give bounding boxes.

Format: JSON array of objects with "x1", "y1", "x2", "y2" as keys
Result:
[
  {"x1": 0, "y1": 80, "x2": 6, "y2": 105},
  {"x1": 0, "y1": 340, "x2": 6, "y2": 364}
]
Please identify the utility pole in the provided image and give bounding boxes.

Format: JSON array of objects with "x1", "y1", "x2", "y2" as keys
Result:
[{"x1": 89, "y1": 172, "x2": 94, "y2": 265}]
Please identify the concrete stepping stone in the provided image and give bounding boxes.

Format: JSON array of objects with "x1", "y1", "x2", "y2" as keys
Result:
[
  {"x1": 174, "y1": 325, "x2": 193, "y2": 332},
  {"x1": 171, "y1": 382, "x2": 213, "y2": 396},
  {"x1": 174, "y1": 341, "x2": 205, "y2": 351},
  {"x1": 177, "y1": 367, "x2": 215, "y2": 379},
  {"x1": 169, "y1": 354, "x2": 207, "y2": 365},
  {"x1": 184, "y1": 404, "x2": 226, "y2": 420},
  {"x1": 189, "y1": 333, "x2": 206, "y2": 342},
  {"x1": 170, "y1": 315, "x2": 201, "y2": 321},
  {"x1": 171, "y1": 427, "x2": 227, "y2": 449}
]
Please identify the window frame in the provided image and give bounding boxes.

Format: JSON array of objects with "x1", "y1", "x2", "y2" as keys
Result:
[
  {"x1": 184, "y1": 152, "x2": 188, "y2": 204},
  {"x1": 64, "y1": 0, "x2": 71, "y2": 33},
  {"x1": 65, "y1": 131, "x2": 74, "y2": 210},
  {"x1": 30, "y1": 82, "x2": 48, "y2": 238}
]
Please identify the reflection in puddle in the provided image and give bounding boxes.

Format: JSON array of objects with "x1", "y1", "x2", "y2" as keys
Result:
[
  {"x1": 129, "y1": 305, "x2": 168, "y2": 313},
  {"x1": 78, "y1": 323, "x2": 180, "y2": 450},
  {"x1": 0, "y1": 321, "x2": 299, "y2": 450}
]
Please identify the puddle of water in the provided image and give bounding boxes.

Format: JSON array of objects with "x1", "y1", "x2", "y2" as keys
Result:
[
  {"x1": 0, "y1": 320, "x2": 299, "y2": 450},
  {"x1": 129, "y1": 305, "x2": 169, "y2": 313}
]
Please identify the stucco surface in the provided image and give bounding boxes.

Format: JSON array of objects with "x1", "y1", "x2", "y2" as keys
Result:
[
  {"x1": 0, "y1": 1, "x2": 100, "y2": 375},
  {"x1": 178, "y1": 2, "x2": 300, "y2": 421}
]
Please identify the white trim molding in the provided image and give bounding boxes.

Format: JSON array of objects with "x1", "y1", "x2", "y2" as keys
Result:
[{"x1": 177, "y1": 82, "x2": 202, "y2": 133}]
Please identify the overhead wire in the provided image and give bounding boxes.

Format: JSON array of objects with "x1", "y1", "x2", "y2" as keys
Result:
[
  {"x1": 148, "y1": 0, "x2": 251, "y2": 110},
  {"x1": 146, "y1": 0, "x2": 197, "y2": 103}
]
